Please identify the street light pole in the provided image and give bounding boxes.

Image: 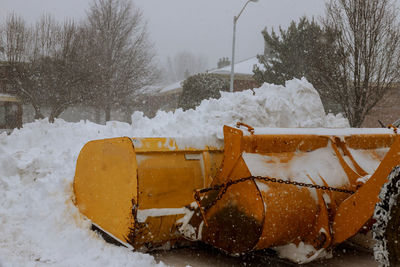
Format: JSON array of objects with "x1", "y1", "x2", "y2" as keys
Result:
[
  {"x1": 229, "y1": 0, "x2": 258, "y2": 93},
  {"x1": 230, "y1": 16, "x2": 237, "y2": 93}
]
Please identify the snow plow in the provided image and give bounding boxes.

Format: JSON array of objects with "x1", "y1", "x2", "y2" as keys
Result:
[{"x1": 73, "y1": 123, "x2": 400, "y2": 265}]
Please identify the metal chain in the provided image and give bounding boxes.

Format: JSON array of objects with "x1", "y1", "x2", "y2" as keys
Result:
[
  {"x1": 387, "y1": 124, "x2": 398, "y2": 134},
  {"x1": 194, "y1": 175, "x2": 355, "y2": 214}
]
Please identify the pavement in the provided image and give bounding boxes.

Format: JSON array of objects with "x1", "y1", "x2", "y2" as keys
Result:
[{"x1": 152, "y1": 243, "x2": 378, "y2": 267}]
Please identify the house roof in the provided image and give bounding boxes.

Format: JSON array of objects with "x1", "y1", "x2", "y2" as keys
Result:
[
  {"x1": 151, "y1": 56, "x2": 264, "y2": 95},
  {"x1": 0, "y1": 93, "x2": 20, "y2": 102},
  {"x1": 136, "y1": 85, "x2": 164, "y2": 95},
  {"x1": 210, "y1": 57, "x2": 263, "y2": 75},
  {"x1": 159, "y1": 80, "x2": 183, "y2": 94}
]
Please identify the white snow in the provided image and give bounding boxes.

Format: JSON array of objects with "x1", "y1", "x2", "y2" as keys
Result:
[
  {"x1": 273, "y1": 242, "x2": 332, "y2": 264},
  {"x1": 242, "y1": 145, "x2": 386, "y2": 189},
  {"x1": 131, "y1": 78, "x2": 349, "y2": 143},
  {"x1": 0, "y1": 78, "x2": 352, "y2": 266},
  {"x1": 136, "y1": 208, "x2": 188, "y2": 223},
  {"x1": 0, "y1": 120, "x2": 164, "y2": 267},
  {"x1": 243, "y1": 147, "x2": 350, "y2": 187},
  {"x1": 210, "y1": 57, "x2": 264, "y2": 75},
  {"x1": 158, "y1": 80, "x2": 183, "y2": 94},
  {"x1": 350, "y1": 148, "x2": 389, "y2": 174},
  {"x1": 253, "y1": 127, "x2": 394, "y2": 135}
]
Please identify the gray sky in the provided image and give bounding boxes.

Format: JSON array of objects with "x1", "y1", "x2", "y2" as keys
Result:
[{"x1": 1, "y1": 0, "x2": 327, "y2": 68}]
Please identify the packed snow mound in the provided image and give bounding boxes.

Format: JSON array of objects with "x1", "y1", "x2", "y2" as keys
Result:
[
  {"x1": 0, "y1": 78, "x2": 348, "y2": 266},
  {"x1": 0, "y1": 120, "x2": 165, "y2": 267},
  {"x1": 131, "y1": 78, "x2": 349, "y2": 139}
]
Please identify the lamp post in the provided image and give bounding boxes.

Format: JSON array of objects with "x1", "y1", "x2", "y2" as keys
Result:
[{"x1": 230, "y1": 0, "x2": 258, "y2": 92}]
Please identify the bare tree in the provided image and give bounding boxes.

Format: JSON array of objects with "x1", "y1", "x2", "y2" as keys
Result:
[
  {"x1": 1, "y1": 14, "x2": 93, "y2": 122},
  {"x1": 324, "y1": 0, "x2": 400, "y2": 127},
  {"x1": 31, "y1": 17, "x2": 94, "y2": 122},
  {"x1": 2, "y1": 3, "x2": 157, "y2": 124},
  {"x1": 0, "y1": 14, "x2": 46, "y2": 119},
  {"x1": 85, "y1": 0, "x2": 158, "y2": 122},
  {"x1": 0, "y1": 13, "x2": 30, "y2": 64}
]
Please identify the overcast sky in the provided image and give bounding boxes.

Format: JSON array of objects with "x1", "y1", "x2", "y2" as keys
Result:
[{"x1": 1, "y1": 0, "x2": 328, "y2": 68}]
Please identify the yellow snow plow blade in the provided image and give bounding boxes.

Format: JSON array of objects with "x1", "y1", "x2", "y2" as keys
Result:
[
  {"x1": 73, "y1": 136, "x2": 223, "y2": 249},
  {"x1": 73, "y1": 124, "x2": 400, "y2": 263},
  {"x1": 195, "y1": 125, "x2": 399, "y2": 255}
]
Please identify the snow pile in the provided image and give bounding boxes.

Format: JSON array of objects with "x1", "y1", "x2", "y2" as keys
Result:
[
  {"x1": 132, "y1": 78, "x2": 348, "y2": 140},
  {"x1": 0, "y1": 78, "x2": 348, "y2": 266},
  {"x1": 0, "y1": 120, "x2": 164, "y2": 267}
]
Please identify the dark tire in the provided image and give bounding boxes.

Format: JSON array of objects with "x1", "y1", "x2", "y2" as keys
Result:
[{"x1": 373, "y1": 166, "x2": 400, "y2": 266}]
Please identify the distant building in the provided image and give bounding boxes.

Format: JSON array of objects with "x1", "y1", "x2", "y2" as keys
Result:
[
  {"x1": 0, "y1": 63, "x2": 22, "y2": 130},
  {"x1": 362, "y1": 85, "x2": 400, "y2": 127},
  {"x1": 0, "y1": 62, "x2": 12, "y2": 94},
  {"x1": 209, "y1": 57, "x2": 261, "y2": 92},
  {"x1": 136, "y1": 57, "x2": 263, "y2": 116}
]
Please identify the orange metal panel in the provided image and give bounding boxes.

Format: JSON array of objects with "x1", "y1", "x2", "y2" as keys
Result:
[
  {"x1": 344, "y1": 134, "x2": 395, "y2": 149},
  {"x1": 333, "y1": 136, "x2": 400, "y2": 244},
  {"x1": 137, "y1": 152, "x2": 205, "y2": 209},
  {"x1": 254, "y1": 182, "x2": 318, "y2": 249},
  {"x1": 73, "y1": 137, "x2": 138, "y2": 244}
]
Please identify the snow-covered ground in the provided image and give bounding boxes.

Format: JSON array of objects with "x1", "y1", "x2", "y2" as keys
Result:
[{"x1": 0, "y1": 78, "x2": 355, "y2": 266}]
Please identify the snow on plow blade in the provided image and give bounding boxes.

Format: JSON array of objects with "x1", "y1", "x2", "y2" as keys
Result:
[{"x1": 73, "y1": 125, "x2": 400, "y2": 263}]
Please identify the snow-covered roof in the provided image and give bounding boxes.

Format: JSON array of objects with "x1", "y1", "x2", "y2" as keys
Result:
[
  {"x1": 210, "y1": 57, "x2": 264, "y2": 75},
  {"x1": 156, "y1": 57, "x2": 264, "y2": 95},
  {"x1": 159, "y1": 80, "x2": 183, "y2": 94},
  {"x1": 136, "y1": 85, "x2": 164, "y2": 95},
  {"x1": 136, "y1": 81, "x2": 183, "y2": 96}
]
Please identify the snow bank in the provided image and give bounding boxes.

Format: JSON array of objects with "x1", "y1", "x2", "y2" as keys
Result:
[
  {"x1": 131, "y1": 78, "x2": 348, "y2": 140},
  {"x1": 0, "y1": 78, "x2": 348, "y2": 266},
  {"x1": 0, "y1": 120, "x2": 164, "y2": 267}
]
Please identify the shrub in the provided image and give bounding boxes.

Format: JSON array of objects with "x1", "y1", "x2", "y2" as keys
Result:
[{"x1": 178, "y1": 73, "x2": 229, "y2": 110}]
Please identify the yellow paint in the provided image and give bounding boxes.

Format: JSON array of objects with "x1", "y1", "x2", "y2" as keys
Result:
[
  {"x1": 73, "y1": 137, "x2": 138, "y2": 243},
  {"x1": 74, "y1": 136, "x2": 223, "y2": 249}
]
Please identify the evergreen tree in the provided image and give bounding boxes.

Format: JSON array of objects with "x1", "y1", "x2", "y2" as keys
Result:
[{"x1": 253, "y1": 17, "x2": 343, "y2": 113}]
